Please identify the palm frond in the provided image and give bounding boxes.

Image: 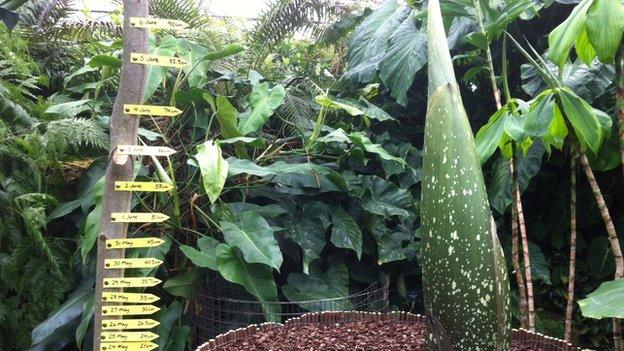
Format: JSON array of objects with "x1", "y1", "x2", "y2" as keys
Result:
[
  {"x1": 276, "y1": 90, "x2": 315, "y2": 136},
  {"x1": 250, "y1": 0, "x2": 346, "y2": 49},
  {"x1": 150, "y1": 0, "x2": 210, "y2": 29}
]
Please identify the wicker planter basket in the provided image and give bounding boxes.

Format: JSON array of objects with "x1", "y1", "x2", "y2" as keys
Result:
[{"x1": 195, "y1": 311, "x2": 589, "y2": 351}]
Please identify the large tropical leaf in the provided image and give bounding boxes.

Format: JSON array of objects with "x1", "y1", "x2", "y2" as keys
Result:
[
  {"x1": 558, "y1": 88, "x2": 603, "y2": 154},
  {"x1": 329, "y1": 206, "x2": 362, "y2": 259},
  {"x1": 347, "y1": 0, "x2": 410, "y2": 67},
  {"x1": 283, "y1": 203, "x2": 329, "y2": 273},
  {"x1": 179, "y1": 236, "x2": 220, "y2": 270},
  {"x1": 238, "y1": 82, "x2": 286, "y2": 135},
  {"x1": 379, "y1": 14, "x2": 427, "y2": 106},
  {"x1": 281, "y1": 255, "x2": 352, "y2": 311},
  {"x1": 421, "y1": 0, "x2": 510, "y2": 348},
  {"x1": 195, "y1": 140, "x2": 228, "y2": 204},
  {"x1": 585, "y1": 0, "x2": 624, "y2": 63},
  {"x1": 144, "y1": 35, "x2": 178, "y2": 100},
  {"x1": 216, "y1": 244, "x2": 280, "y2": 322},
  {"x1": 220, "y1": 212, "x2": 283, "y2": 271},
  {"x1": 547, "y1": 0, "x2": 592, "y2": 69},
  {"x1": 361, "y1": 176, "x2": 413, "y2": 218},
  {"x1": 578, "y1": 279, "x2": 624, "y2": 319}
]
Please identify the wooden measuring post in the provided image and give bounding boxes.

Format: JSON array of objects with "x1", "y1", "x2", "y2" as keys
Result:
[{"x1": 93, "y1": 1, "x2": 150, "y2": 350}]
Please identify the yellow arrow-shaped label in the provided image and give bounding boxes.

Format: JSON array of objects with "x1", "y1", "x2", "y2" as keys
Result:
[
  {"x1": 102, "y1": 305, "x2": 160, "y2": 316},
  {"x1": 129, "y1": 17, "x2": 189, "y2": 31},
  {"x1": 117, "y1": 145, "x2": 177, "y2": 157},
  {"x1": 102, "y1": 319, "x2": 160, "y2": 330},
  {"x1": 123, "y1": 104, "x2": 182, "y2": 117},
  {"x1": 110, "y1": 212, "x2": 169, "y2": 223},
  {"x1": 102, "y1": 292, "x2": 160, "y2": 303},
  {"x1": 105, "y1": 258, "x2": 163, "y2": 269},
  {"x1": 103, "y1": 277, "x2": 161, "y2": 288},
  {"x1": 115, "y1": 181, "x2": 175, "y2": 192},
  {"x1": 100, "y1": 341, "x2": 158, "y2": 351},
  {"x1": 130, "y1": 53, "x2": 188, "y2": 68},
  {"x1": 106, "y1": 237, "x2": 165, "y2": 249},
  {"x1": 101, "y1": 332, "x2": 158, "y2": 342}
]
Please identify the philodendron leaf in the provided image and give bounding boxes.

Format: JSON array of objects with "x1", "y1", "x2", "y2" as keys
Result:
[
  {"x1": 558, "y1": 88, "x2": 603, "y2": 154},
  {"x1": 238, "y1": 82, "x2": 286, "y2": 135},
  {"x1": 586, "y1": 0, "x2": 624, "y2": 64},
  {"x1": 361, "y1": 176, "x2": 414, "y2": 218},
  {"x1": 329, "y1": 206, "x2": 363, "y2": 259},
  {"x1": 220, "y1": 212, "x2": 283, "y2": 271},
  {"x1": 216, "y1": 244, "x2": 280, "y2": 322},
  {"x1": 284, "y1": 204, "x2": 329, "y2": 274},
  {"x1": 144, "y1": 35, "x2": 178, "y2": 100},
  {"x1": 379, "y1": 13, "x2": 427, "y2": 106},
  {"x1": 213, "y1": 95, "x2": 240, "y2": 139},
  {"x1": 179, "y1": 236, "x2": 220, "y2": 270},
  {"x1": 282, "y1": 255, "x2": 352, "y2": 311},
  {"x1": 547, "y1": 0, "x2": 592, "y2": 69},
  {"x1": 578, "y1": 279, "x2": 624, "y2": 319},
  {"x1": 195, "y1": 140, "x2": 228, "y2": 204},
  {"x1": 421, "y1": 0, "x2": 511, "y2": 349}
]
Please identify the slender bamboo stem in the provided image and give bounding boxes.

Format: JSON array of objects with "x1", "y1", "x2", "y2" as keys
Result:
[
  {"x1": 512, "y1": 151, "x2": 536, "y2": 331},
  {"x1": 564, "y1": 155, "x2": 577, "y2": 342},
  {"x1": 579, "y1": 152, "x2": 624, "y2": 351},
  {"x1": 473, "y1": 0, "x2": 531, "y2": 329}
]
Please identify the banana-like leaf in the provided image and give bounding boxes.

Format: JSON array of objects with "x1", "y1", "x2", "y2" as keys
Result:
[
  {"x1": 421, "y1": 0, "x2": 511, "y2": 349},
  {"x1": 578, "y1": 279, "x2": 624, "y2": 319}
]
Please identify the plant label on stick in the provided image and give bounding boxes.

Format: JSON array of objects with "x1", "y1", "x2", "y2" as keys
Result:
[
  {"x1": 116, "y1": 145, "x2": 176, "y2": 157},
  {"x1": 101, "y1": 319, "x2": 160, "y2": 330},
  {"x1": 130, "y1": 53, "x2": 188, "y2": 68},
  {"x1": 129, "y1": 17, "x2": 189, "y2": 31},
  {"x1": 106, "y1": 238, "x2": 165, "y2": 249},
  {"x1": 123, "y1": 104, "x2": 182, "y2": 117},
  {"x1": 115, "y1": 181, "x2": 174, "y2": 192},
  {"x1": 100, "y1": 341, "x2": 158, "y2": 351},
  {"x1": 103, "y1": 277, "x2": 161, "y2": 288},
  {"x1": 110, "y1": 212, "x2": 169, "y2": 223},
  {"x1": 101, "y1": 305, "x2": 160, "y2": 316},
  {"x1": 104, "y1": 258, "x2": 163, "y2": 269},
  {"x1": 101, "y1": 332, "x2": 159, "y2": 342},
  {"x1": 102, "y1": 292, "x2": 160, "y2": 303}
]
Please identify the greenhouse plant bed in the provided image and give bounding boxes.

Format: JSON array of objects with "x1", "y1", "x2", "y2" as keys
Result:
[{"x1": 196, "y1": 311, "x2": 587, "y2": 351}]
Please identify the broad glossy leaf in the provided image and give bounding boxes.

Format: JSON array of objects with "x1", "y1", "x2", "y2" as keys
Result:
[
  {"x1": 348, "y1": 0, "x2": 411, "y2": 67},
  {"x1": 44, "y1": 100, "x2": 91, "y2": 118},
  {"x1": 156, "y1": 301, "x2": 182, "y2": 351},
  {"x1": 220, "y1": 212, "x2": 282, "y2": 271},
  {"x1": 543, "y1": 104, "x2": 569, "y2": 150},
  {"x1": 216, "y1": 244, "x2": 280, "y2": 322},
  {"x1": 144, "y1": 35, "x2": 178, "y2": 100},
  {"x1": 180, "y1": 236, "x2": 220, "y2": 270},
  {"x1": 87, "y1": 55, "x2": 121, "y2": 68},
  {"x1": 488, "y1": 143, "x2": 544, "y2": 213},
  {"x1": 238, "y1": 83, "x2": 286, "y2": 135},
  {"x1": 282, "y1": 255, "x2": 352, "y2": 311},
  {"x1": 529, "y1": 242, "x2": 551, "y2": 284},
  {"x1": 348, "y1": 132, "x2": 406, "y2": 167},
  {"x1": 361, "y1": 176, "x2": 413, "y2": 218},
  {"x1": 284, "y1": 205, "x2": 328, "y2": 273},
  {"x1": 586, "y1": 0, "x2": 624, "y2": 63},
  {"x1": 475, "y1": 108, "x2": 508, "y2": 164},
  {"x1": 177, "y1": 39, "x2": 210, "y2": 88},
  {"x1": 559, "y1": 88, "x2": 603, "y2": 154},
  {"x1": 81, "y1": 176, "x2": 105, "y2": 264},
  {"x1": 587, "y1": 236, "x2": 615, "y2": 279},
  {"x1": 226, "y1": 158, "x2": 340, "y2": 183},
  {"x1": 315, "y1": 95, "x2": 364, "y2": 115},
  {"x1": 524, "y1": 94, "x2": 554, "y2": 137},
  {"x1": 575, "y1": 27, "x2": 597, "y2": 65},
  {"x1": 379, "y1": 14, "x2": 427, "y2": 106},
  {"x1": 212, "y1": 95, "x2": 240, "y2": 139},
  {"x1": 329, "y1": 206, "x2": 362, "y2": 259},
  {"x1": 548, "y1": 0, "x2": 592, "y2": 68},
  {"x1": 195, "y1": 140, "x2": 228, "y2": 204},
  {"x1": 163, "y1": 268, "x2": 201, "y2": 298},
  {"x1": 578, "y1": 279, "x2": 624, "y2": 319}
]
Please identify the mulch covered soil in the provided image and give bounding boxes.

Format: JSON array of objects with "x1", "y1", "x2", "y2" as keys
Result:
[{"x1": 211, "y1": 320, "x2": 555, "y2": 351}]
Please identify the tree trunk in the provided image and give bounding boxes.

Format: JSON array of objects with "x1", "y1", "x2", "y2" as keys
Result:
[
  {"x1": 93, "y1": 2, "x2": 150, "y2": 351},
  {"x1": 579, "y1": 152, "x2": 624, "y2": 351},
  {"x1": 564, "y1": 155, "x2": 577, "y2": 342},
  {"x1": 512, "y1": 154, "x2": 536, "y2": 332}
]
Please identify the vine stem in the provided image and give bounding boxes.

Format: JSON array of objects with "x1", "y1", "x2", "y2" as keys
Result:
[
  {"x1": 564, "y1": 154, "x2": 577, "y2": 342},
  {"x1": 579, "y1": 152, "x2": 624, "y2": 351},
  {"x1": 473, "y1": 0, "x2": 531, "y2": 330}
]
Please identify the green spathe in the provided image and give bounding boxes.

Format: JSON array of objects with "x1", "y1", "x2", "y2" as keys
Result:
[{"x1": 421, "y1": 0, "x2": 510, "y2": 349}]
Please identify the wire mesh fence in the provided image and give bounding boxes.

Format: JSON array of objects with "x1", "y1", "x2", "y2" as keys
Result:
[{"x1": 193, "y1": 273, "x2": 390, "y2": 346}]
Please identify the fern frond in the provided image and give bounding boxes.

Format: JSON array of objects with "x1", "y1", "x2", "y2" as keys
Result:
[
  {"x1": 250, "y1": 0, "x2": 345, "y2": 49},
  {"x1": 276, "y1": 91, "x2": 314, "y2": 136},
  {"x1": 150, "y1": 0, "x2": 209, "y2": 29},
  {"x1": 43, "y1": 118, "x2": 108, "y2": 157}
]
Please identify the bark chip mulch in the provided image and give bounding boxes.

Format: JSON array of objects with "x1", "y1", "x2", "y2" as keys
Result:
[{"x1": 210, "y1": 320, "x2": 557, "y2": 351}]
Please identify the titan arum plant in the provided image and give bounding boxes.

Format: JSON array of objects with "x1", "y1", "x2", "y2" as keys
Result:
[{"x1": 420, "y1": 0, "x2": 511, "y2": 349}]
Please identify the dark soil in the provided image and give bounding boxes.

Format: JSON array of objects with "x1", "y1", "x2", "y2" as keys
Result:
[{"x1": 210, "y1": 320, "x2": 557, "y2": 351}]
